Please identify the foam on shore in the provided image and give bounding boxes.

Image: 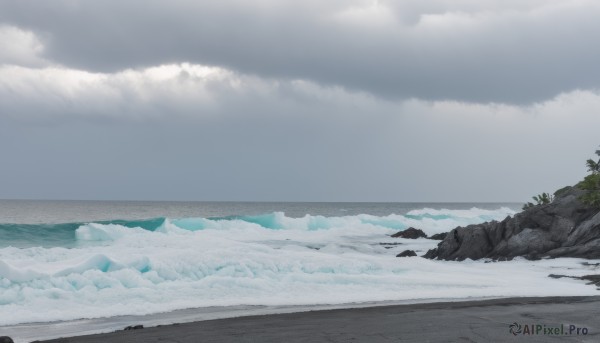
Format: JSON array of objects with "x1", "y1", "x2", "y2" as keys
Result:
[{"x1": 1, "y1": 207, "x2": 598, "y2": 326}]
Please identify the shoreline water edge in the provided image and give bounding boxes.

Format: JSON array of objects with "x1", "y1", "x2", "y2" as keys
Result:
[{"x1": 31, "y1": 296, "x2": 600, "y2": 343}]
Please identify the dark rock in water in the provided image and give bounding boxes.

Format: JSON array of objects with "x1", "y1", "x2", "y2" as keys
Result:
[
  {"x1": 0, "y1": 337, "x2": 14, "y2": 343},
  {"x1": 396, "y1": 250, "x2": 417, "y2": 257},
  {"x1": 124, "y1": 325, "x2": 144, "y2": 330},
  {"x1": 428, "y1": 232, "x2": 448, "y2": 240},
  {"x1": 425, "y1": 186, "x2": 600, "y2": 260},
  {"x1": 581, "y1": 274, "x2": 600, "y2": 286},
  {"x1": 391, "y1": 227, "x2": 427, "y2": 239},
  {"x1": 423, "y1": 248, "x2": 438, "y2": 259},
  {"x1": 548, "y1": 274, "x2": 565, "y2": 279}
]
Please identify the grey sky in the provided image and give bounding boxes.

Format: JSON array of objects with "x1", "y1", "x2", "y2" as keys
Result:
[{"x1": 0, "y1": 0, "x2": 599, "y2": 202}]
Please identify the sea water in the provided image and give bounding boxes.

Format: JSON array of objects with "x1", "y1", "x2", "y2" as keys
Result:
[{"x1": 1, "y1": 200, "x2": 598, "y2": 337}]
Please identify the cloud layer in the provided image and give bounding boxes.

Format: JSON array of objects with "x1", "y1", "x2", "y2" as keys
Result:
[
  {"x1": 2, "y1": 0, "x2": 600, "y2": 103},
  {"x1": 1, "y1": 1, "x2": 599, "y2": 202}
]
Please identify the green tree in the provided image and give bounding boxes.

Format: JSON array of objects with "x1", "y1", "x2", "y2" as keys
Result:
[
  {"x1": 578, "y1": 147, "x2": 600, "y2": 207},
  {"x1": 533, "y1": 192, "x2": 553, "y2": 205},
  {"x1": 586, "y1": 149, "x2": 600, "y2": 174}
]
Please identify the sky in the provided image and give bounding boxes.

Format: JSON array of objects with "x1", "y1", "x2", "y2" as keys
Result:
[{"x1": 1, "y1": 0, "x2": 599, "y2": 202}]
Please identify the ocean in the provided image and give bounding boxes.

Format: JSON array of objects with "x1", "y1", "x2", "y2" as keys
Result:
[{"x1": 1, "y1": 200, "x2": 598, "y2": 341}]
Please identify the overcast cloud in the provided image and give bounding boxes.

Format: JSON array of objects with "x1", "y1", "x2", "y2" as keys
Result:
[{"x1": 0, "y1": 1, "x2": 599, "y2": 202}]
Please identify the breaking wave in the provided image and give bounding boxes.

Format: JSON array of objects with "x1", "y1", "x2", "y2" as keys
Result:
[
  {"x1": 2, "y1": 206, "x2": 597, "y2": 326},
  {"x1": 0, "y1": 207, "x2": 515, "y2": 247}
]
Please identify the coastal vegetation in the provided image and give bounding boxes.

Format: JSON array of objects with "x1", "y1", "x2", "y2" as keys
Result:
[
  {"x1": 578, "y1": 148, "x2": 600, "y2": 207},
  {"x1": 522, "y1": 193, "x2": 553, "y2": 210},
  {"x1": 577, "y1": 150, "x2": 600, "y2": 207},
  {"x1": 523, "y1": 147, "x2": 600, "y2": 210}
]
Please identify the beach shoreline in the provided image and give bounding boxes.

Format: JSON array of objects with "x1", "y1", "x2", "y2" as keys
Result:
[
  {"x1": 29, "y1": 296, "x2": 600, "y2": 342},
  {"x1": 1, "y1": 297, "x2": 503, "y2": 342}
]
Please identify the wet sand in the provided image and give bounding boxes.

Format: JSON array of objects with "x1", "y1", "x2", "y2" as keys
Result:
[{"x1": 35, "y1": 296, "x2": 600, "y2": 342}]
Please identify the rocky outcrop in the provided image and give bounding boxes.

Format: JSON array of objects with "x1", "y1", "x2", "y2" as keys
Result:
[
  {"x1": 396, "y1": 250, "x2": 417, "y2": 257},
  {"x1": 391, "y1": 227, "x2": 427, "y2": 239},
  {"x1": 429, "y1": 232, "x2": 448, "y2": 240},
  {"x1": 425, "y1": 187, "x2": 600, "y2": 260}
]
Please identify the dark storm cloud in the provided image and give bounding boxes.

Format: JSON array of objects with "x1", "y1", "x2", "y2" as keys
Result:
[{"x1": 1, "y1": 0, "x2": 599, "y2": 104}]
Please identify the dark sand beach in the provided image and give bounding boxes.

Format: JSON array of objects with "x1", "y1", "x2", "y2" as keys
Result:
[{"x1": 36, "y1": 296, "x2": 600, "y2": 343}]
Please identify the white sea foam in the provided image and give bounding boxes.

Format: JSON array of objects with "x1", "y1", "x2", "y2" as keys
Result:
[{"x1": 1, "y1": 207, "x2": 598, "y2": 326}]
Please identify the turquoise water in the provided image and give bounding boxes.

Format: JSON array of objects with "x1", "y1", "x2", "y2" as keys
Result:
[
  {"x1": 0, "y1": 200, "x2": 520, "y2": 248},
  {"x1": 1, "y1": 200, "x2": 536, "y2": 328}
]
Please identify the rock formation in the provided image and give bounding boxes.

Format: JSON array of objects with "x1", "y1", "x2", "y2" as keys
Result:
[
  {"x1": 396, "y1": 250, "x2": 417, "y2": 257},
  {"x1": 391, "y1": 227, "x2": 427, "y2": 239},
  {"x1": 428, "y1": 232, "x2": 448, "y2": 240},
  {"x1": 424, "y1": 187, "x2": 600, "y2": 260}
]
